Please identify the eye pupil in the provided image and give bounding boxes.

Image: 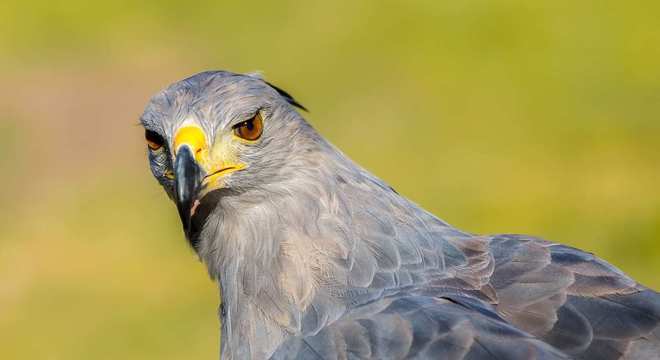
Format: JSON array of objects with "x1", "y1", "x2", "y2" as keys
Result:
[
  {"x1": 233, "y1": 112, "x2": 263, "y2": 141},
  {"x1": 145, "y1": 129, "x2": 165, "y2": 150}
]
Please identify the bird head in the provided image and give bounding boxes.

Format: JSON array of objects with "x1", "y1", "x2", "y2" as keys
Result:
[{"x1": 140, "y1": 71, "x2": 309, "y2": 248}]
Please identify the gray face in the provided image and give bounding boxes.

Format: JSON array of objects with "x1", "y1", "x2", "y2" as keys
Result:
[{"x1": 139, "y1": 71, "x2": 310, "y2": 245}]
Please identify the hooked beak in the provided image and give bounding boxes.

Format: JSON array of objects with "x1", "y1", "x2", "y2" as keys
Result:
[
  {"x1": 171, "y1": 124, "x2": 246, "y2": 244},
  {"x1": 174, "y1": 145, "x2": 203, "y2": 238}
]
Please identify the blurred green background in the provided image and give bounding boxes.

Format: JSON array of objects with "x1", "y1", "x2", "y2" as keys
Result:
[{"x1": 1, "y1": 1, "x2": 658, "y2": 359}]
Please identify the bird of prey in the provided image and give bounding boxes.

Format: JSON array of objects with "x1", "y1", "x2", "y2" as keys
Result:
[{"x1": 140, "y1": 71, "x2": 660, "y2": 359}]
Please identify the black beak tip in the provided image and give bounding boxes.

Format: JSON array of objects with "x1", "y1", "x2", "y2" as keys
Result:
[
  {"x1": 173, "y1": 145, "x2": 203, "y2": 239},
  {"x1": 176, "y1": 201, "x2": 193, "y2": 235}
]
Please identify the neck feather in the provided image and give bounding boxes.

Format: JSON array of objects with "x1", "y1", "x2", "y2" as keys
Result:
[{"x1": 195, "y1": 139, "x2": 465, "y2": 358}]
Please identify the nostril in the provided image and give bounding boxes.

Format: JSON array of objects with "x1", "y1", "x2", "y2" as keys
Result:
[{"x1": 173, "y1": 125, "x2": 208, "y2": 156}]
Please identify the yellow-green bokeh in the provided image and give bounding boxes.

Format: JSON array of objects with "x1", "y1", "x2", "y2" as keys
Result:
[{"x1": 1, "y1": 1, "x2": 658, "y2": 359}]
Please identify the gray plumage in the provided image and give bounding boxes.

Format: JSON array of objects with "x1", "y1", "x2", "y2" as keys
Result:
[{"x1": 141, "y1": 71, "x2": 660, "y2": 359}]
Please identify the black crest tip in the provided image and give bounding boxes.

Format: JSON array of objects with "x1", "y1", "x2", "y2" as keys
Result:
[{"x1": 265, "y1": 81, "x2": 308, "y2": 112}]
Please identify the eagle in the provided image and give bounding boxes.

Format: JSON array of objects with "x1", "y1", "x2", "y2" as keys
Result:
[{"x1": 140, "y1": 71, "x2": 660, "y2": 359}]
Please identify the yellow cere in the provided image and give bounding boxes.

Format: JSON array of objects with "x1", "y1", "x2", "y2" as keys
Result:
[
  {"x1": 173, "y1": 126, "x2": 208, "y2": 162},
  {"x1": 201, "y1": 132, "x2": 247, "y2": 191},
  {"x1": 173, "y1": 125, "x2": 247, "y2": 193}
]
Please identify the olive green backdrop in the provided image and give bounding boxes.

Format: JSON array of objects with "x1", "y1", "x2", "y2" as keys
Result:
[{"x1": 1, "y1": 1, "x2": 658, "y2": 359}]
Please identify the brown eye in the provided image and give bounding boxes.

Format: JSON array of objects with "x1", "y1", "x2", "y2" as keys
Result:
[
  {"x1": 145, "y1": 129, "x2": 165, "y2": 150},
  {"x1": 233, "y1": 112, "x2": 263, "y2": 141}
]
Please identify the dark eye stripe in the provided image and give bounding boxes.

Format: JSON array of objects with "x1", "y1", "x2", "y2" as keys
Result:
[{"x1": 145, "y1": 129, "x2": 165, "y2": 150}]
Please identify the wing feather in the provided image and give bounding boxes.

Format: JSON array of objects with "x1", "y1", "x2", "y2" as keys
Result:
[
  {"x1": 485, "y1": 235, "x2": 660, "y2": 359},
  {"x1": 271, "y1": 294, "x2": 568, "y2": 359}
]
